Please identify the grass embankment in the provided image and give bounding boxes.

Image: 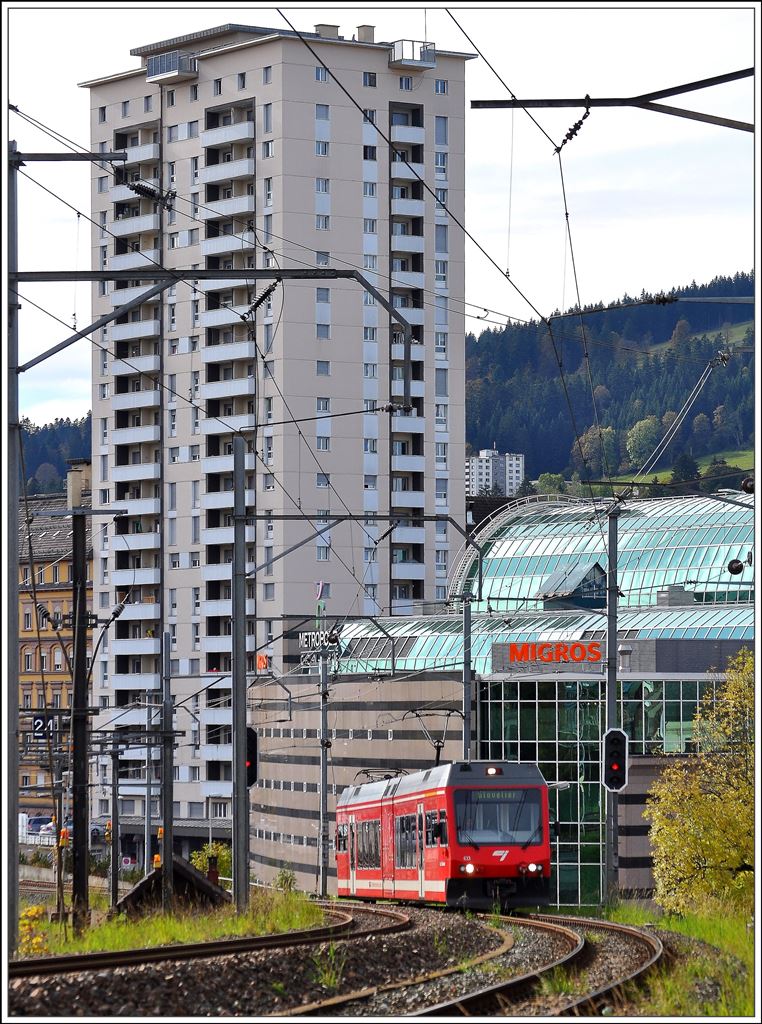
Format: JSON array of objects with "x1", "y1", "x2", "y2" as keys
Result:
[
  {"x1": 22, "y1": 889, "x2": 323, "y2": 957},
  {"x1": 607, "y1": 903, "x2": 754, "y2": 1017},
  {"x1": 606, "y1": 447, "x2": 754, "y2": 485}
]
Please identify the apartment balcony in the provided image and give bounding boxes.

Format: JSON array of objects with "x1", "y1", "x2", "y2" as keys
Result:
[
  {"x1": 391, "y1": 413, "x2": 426, "y2": 434},
  {"x1": 201, "y1": 781, "x2": 233, "y2": 798},
  {"x1": 111, "y1": 390, "x2": 161, "y2": 411},
  {"x1": 123, "y1": 143, "x2": 161, "y2": 166},
  {"x1": 391, "y1": 561, "x2": 426, "y2": 580},
  {"x1": 110, "y1": 178, "x2": 160, "y2": 204},
  {"x1": 111, "y1": 424, "x2": 161, "y2": 446},
  {"x1": 199, "y1": 158, "x2": 256, "y2": 185},
  {"x1": 201, "y1": 525, "x2": 256, "y2": 546},
  {"x1": 118, "y1": 601, "x2": 161, "y2": 620},
  {"x1": 200, "y1": 743, "x2": 233, "y2": 761},
  {"x1": 146, "y1": 50, "x2": 198, "y2": 83},
  {"x1": 391, "y1": 268, "x2": 426, "y2": 289},
  {"x1": 111, "y1": 638, "x2": 162, "y2": 656},
  {"x1": 110, "y1": 284, "x2": 161, "y2": 308},
  {"x1": 198, "y1": 195, "x2": 256, "y2": 222},
  {"x1": 112, "y1": 532, "x2": 161, "y2": 552},
  {"x1": 111, "y1": 320, "x2": 161, "y2": 342},
  {"x1": 391, "y1": 598, "x2": 415, "y2": 615},
  {"x1": 111, "y1": 672, "x2": 161, "y2": 691},
  {"x1": 391, "y1": 342, "x2": 424, "y2": 361},
  {"x1": 201, "y1": 453, "x2": 257, "y2": 475},
  {"x1": 201, "y1": 635, "x2": 233, "y2": 653},
  {"x1": 201, "y1": 599, "x2": 256, "y2": 617},
  {"x1": 391, "y1": 525, "x2": 426, "y2": 545},
  {"x1": 200, "y1": 378, "x2": 254, "y2": 400},
  {"x1": 390, "y1": 125, "x2": 426, "y2": 146},
  {"x1": 390, "y1": 234, "x2": 425, "y2": 254},
  {"x1": 201, "y1": 488, "x2": 256, "y2": 510},
  {"x1": 109, "y1": 249, "x2": 161, "y2": 272},
  {"x1": 111, "y1": 567, "x2": 161, "y2": 587},
  {"x1": 111, "y1": 354, "x2": 160, "y2": 377},
  {"x1": 201, "y1": 340, "x2": 258, "y2": 363},
  {"x1": 201, "y1": 561, "x2": 255, "y2": 582},
  {"x1": 201, "y1": 122, "x2": 255, "y2": 148},
  {"x1": 390, "y1": 161, "x2": 425, "y2": 182},
  {"x1": 202, "y1": 413, "x2": 257, "y2": 435},
  {"x1": 391, "y1": 490, "x2": 426, "y2": 508},
  {"x1": 391, "y1": 454, "x2": 426, "y2": 473},
  {"x1": 110, "y1": 213, "x2": 161, "y2": 238},
  {"x1": 391, "y1": 379, "x2": 425, "y2": 398},
  {"x1": 116, "y1": 497, "x2": 161, "y2": 516},
  {"x1": 201, "y1": 232, "x2": 256, "y2": 257},
  {"x1": 111, "y1": 462, "x2": 161, "y2": 483},
  {"x1": 201, "y1": 278, "x2": 249, "y2": 294},
  {"x1": 199, "y1": 305, "x2": 254, "y2": 329}
]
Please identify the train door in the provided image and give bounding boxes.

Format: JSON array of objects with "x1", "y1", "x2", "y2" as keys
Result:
[
  {"x1": 349, "y1": 815, "x2": 356, "y2": 895},
  {"x1": 381, "y1": 794, "x2": 395, "y2": 898},
  {"x1": 417, "y1": 803, "x2": 425, "y2": 898}
]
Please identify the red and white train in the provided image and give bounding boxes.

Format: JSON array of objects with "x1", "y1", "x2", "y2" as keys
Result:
[{"x1": 336, "y1": 761, "x2": 551, "y2": 910}]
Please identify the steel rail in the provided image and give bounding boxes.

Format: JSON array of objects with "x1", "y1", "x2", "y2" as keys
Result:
[{"x1": 10, "y1": 904, "x2": 410, "y2": 978}]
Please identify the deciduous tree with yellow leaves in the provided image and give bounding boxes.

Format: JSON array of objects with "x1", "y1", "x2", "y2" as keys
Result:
[{"x1": 644, "y1": 649, "x2": 754, "y2": 914}]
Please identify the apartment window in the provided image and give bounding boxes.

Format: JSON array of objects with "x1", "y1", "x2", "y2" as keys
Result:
[
  {"x1": 435, "y1": 224, "x2": 449, "y2": 252},
  {"x1": 399, "y1": 76, "x2": 412, "y2": 91},
  {"x1": 363, "y1": 438, "x2": 378, "y2": 454},
  {"x1": 363, "y1": 181, "x2": 376, "y2": 197},
  {"x1": 187, "y1": 120, "x2": 198, "y2": 138},
  {"x1": 316, "y1": 473, "x2": 330, "y2": 488},
  {"x1": 317, "y1": 397, "x2": 330, "y2": 412},
  {"x1": 362, "y1": 145, "x2": 377, "y2": 161},
  {"x1": 364, "y1": 547, "x2": 377, "y2": 562},
  {"x1": 435, "y1": 78, "x2": 449, "y2": 94},
  {"x1": 263, "y1": 214, "x2": 272, "y2": 242},
  {"x1": 435, "y1": 260, "x2": 448, "y2": 285},
  {"x1": 263, "y1": 102, "x2": 272, "y2": 133},
  {"x1": 435, "y1": 368, "x2": 449, "y2": 396},
  {"x1": 363, "y1": 218, "x2": 377, "y2": 234},
  {"x1": 315, "y1": 140, "x2": 329, "y2": 156},
  {"x1": 121, "y1": 100, "x2": 130, "y2": 117},
  {"x1": 316, "y1": 435, "x2": 330, "y2": 451},
  {"x1": 436, "y1": 187, "x2": 448, "y2": 210},
  {"x1": 213, "y1": 78, "x2": 222, "y2": 96},
  {"x1": 363, "y1": 291, "x2": 376, "y2": 306},
  {"x1": 363, "y1": 363, "x2": 377, "y2": 378},
  {"x1": 316, "y1": 360, "x2": 330, "y2": 376},
  {"x1": 435, "y1": 151, "x2": 448, "y2": 177},
  {"x1": 364, "y1": 399, "x2": 377, "y2": 412},
  {"x1": 363, "y1": 71, "x2": 377, "y2": 87},
  {"x1": 315, "y1": 66, "x2": 328, "y2": 82},
  {"x1": 167, "y1": 160, "x2": 176, "y2": 183},
  {"x1": 191, "y1": 156, "x2": 199, "y2": 183},
  {"x1": 436, "y1": 442, "x2": 448, "y2": 466},
  {"x1": 316, "y1": 103, "x2": 329, "y2": 120},
  {"x1": 98, "y1": 105, "x2": 106, "y2": 123},
  {"x1": 363, "y1": 109, "x2": 376, "y2": 124},
  {"x1": 316, "y1": 545, "x2": 330, "y2": 561},
  {"x1": 169, "y1": 447, "x2": 179, "y2": 463},
  {"x1": 169, "y1": 232, "x2": 179, "y2": 250},
  {"x1": 316, "y1": 287, "x2": 330, "y2": 303},
  {"x1": 316, "y1": 250, "x2": 329, "y2": 265},
  {"x1": 97, "y1": 176, "x2": 108, "y2": 194},
  {"x1": 264, "y1": 177, "x2": 273, "y2": 205},
  {"x1": 315, "y1": 177, "x2": 329, "y2": 193},
  {"x1": 238, "y1": 72, "x2": 246, "y2": 90},
  {"x1": 189, "y1": 84, "x2": 198, "y2": 102},
  {"x1": 316, "y1": 214, "x2": 330, "y2": 231},
  {"x1": 262, "y1": 140, "x2": 274, "y2": 159},
  {"x1": 436, "y1": 478, "x2": 449, "y2": 502},
  {"x1": 364, "y1": 475, "x2": 377, "y2": 490},
  {"x1": 167, "y1": 125, "x2": 178, "y2": 143},
  {"x1": 435, "y1": 116, "x2": 449, "y2": 145},
  {"x1": 363, "y1": 327, "x2": 377, "y2": 342},
  {"x1": 166, "y1": 89, "x2": 175, "y2": 107},
  {"x1": 435, "y1": 331, "x2": 448, "y2": 355},
  {"x1": 263, "y1": 66, "x2": 272, "y2": 84},
  {"x1": 363, "y1": 254, "x2": 377, "y2": 270}
]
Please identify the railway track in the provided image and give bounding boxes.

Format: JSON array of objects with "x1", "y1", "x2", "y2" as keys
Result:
[{"x1": 9, "y1": 903, "x2": 409, "y2": 980}]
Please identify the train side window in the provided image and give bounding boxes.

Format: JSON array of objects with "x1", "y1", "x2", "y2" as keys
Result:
[
  {"x1": 439, "y1": 810, "x2": 448, "y2": 847},
  {"x1": 425, "y1": 811, "x2": 437, "y2": 846},
  {"x1": 336, "y1": 823, "x2": 348, "y2": 852}
]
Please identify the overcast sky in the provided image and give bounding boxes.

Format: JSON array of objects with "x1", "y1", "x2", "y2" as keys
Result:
[{"x1": 5, "y1": 2, "x2": 757, "y2": 425}]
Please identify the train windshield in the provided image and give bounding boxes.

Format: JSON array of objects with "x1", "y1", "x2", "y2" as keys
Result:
[{"x1": 454, "y1": 788, "x2": 542, "y2": 847}]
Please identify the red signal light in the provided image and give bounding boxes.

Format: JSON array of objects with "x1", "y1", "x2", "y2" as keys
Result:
[{"x1": 610, "y1": 762, "x2": 620, "y2": 771}]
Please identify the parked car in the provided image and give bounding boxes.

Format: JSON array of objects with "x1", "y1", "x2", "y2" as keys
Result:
[
  {"x1": 40, "y1": 818, "x2": 74, "y2": 837},
  {"x1": 26, "y1": 815, "x2": 53, "y2": 834}
]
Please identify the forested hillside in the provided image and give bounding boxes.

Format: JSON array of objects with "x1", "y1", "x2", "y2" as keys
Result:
[
  {"x1": 20, "y1": 416, "x2": 91, "y2": 493},
  {"x1": 467, "y1": 272, "x2": 754, "y2": 479}
]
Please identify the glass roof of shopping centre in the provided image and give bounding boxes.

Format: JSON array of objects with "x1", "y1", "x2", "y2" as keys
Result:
[
  {"x1": 335, "y1": 604, "x2": 754, "y2": 677},
  {"x1": 450, "y1": 493, "x2": 754, "y2": 612}
]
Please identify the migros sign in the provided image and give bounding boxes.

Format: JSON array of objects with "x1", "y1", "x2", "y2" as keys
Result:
[{"x1": 509, "y1": 641, "x2": 602, "y2": 664}]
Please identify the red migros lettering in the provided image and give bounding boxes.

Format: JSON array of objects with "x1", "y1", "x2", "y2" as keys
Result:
[{"x1": 508, "y1": 641, "x2": 603, "y2": 664}]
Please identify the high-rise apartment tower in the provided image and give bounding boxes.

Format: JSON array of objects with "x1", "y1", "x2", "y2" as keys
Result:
[{"x1": 83, "y1": 22, "x2": 470, "y2": 852}]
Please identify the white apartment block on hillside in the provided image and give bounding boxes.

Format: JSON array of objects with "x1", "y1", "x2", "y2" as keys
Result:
[
  {"x1": 83, "y1": 22, "x2": 471, "y2": 851},
  {"x1": 466, "y1": 448, "x2": 524, "y2": 497}
]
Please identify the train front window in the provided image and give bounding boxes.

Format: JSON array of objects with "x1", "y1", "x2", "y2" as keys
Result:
[{"x1": 454, "y1": 788, "x2": 542, "y2": 846}]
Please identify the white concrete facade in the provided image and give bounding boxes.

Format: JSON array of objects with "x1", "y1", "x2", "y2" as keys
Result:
[
  {"x1": 84, "y1": 23, "x2": 469, "y2": 849},
  {"x1": 466, "y1": 449, "x2": 525, "y2": 497}
]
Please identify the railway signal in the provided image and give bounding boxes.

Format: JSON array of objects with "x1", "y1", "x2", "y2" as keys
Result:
[
  {"x1": 246, "y1": 728, "x2": 258, "y2": 787},
  {"x1": 602, "y1": 729, "x2": 629, "y2": 792}
]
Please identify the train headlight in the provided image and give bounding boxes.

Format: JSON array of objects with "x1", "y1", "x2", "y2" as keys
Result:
[
  {"x1": 527, "y1": 862, "x2": 540, "y2": 873},
  {"x1": 459, "y1": 863, "x2": 476, "y2": 874}
]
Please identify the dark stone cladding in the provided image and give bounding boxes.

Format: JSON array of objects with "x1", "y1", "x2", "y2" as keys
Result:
[
  {"x1": 260, "y1": 754, "x2": 453, "y2": 770},
  {"x1": 250, "y1": 849, "x2": 337, "y2": 878}
]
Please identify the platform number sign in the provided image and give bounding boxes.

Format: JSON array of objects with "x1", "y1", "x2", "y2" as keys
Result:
[
  {"x1": 32, "y1": 712, "x2": 61, "y2": 739},
  {"x1": 602, "y1": 728, "x2": 629, "y2": 792}
]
